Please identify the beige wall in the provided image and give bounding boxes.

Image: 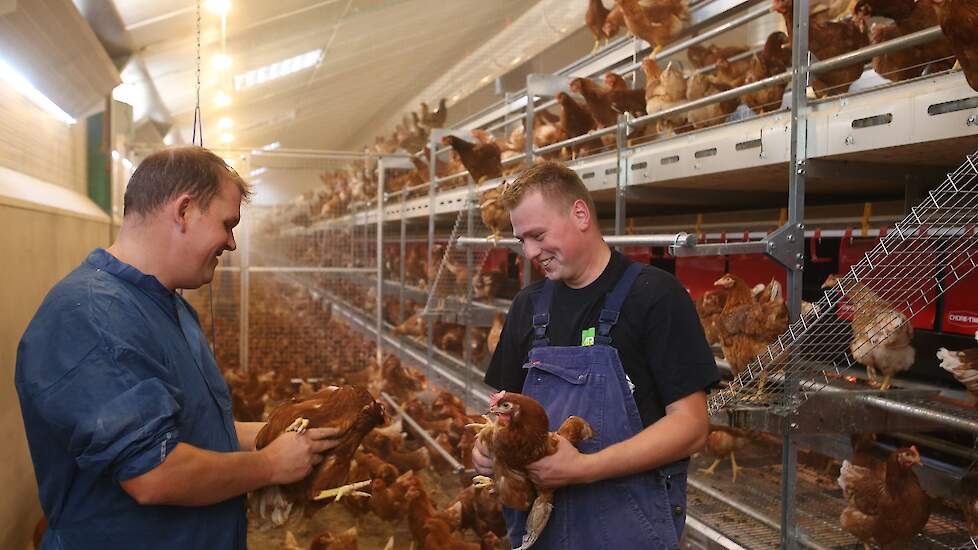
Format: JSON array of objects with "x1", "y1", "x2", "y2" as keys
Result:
[
  {"x1": 0, "y1": 77, "x2": 106, "y2": 550},
  {"x1": 0, "y1": 205, "x2": 110, "y2": 550}
]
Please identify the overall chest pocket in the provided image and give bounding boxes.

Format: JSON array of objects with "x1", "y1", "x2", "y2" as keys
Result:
[{"x1": 523, "y1": 360, "x2": 606, "y2": 451}]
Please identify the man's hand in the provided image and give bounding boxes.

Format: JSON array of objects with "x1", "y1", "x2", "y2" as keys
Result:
[
  {"x1": 526, "y1": 435, "x2": 596, "y2": 489},
  {"x1": 471, "y1": 437, "x2": 495, "y2": 476},
  {"x1": 260, "y1": 427, "x2": 342, "y2": 484}
]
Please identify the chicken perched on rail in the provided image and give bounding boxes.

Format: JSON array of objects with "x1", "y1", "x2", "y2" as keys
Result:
[
  {"x1": 467, "y1": 391, "x2": 594, "y2": 549},
  {"x1": 473, "y1": 267, "x2": 506, "y2": 302},
  {"x1": 555, "y1": 92, "x2": 598, "y2": 158},
  {"x1": 695, "y1": 288, "x2": 728, "y2": 346},
  {"x1": 822, "y1": 274, "x2": 915, "y2": 390},
  {"x1": 603, "y1": 4, "x2": 625, "y2": 38},
  {"x1": 838, "y1": 445, "x2": 931, "y2": 548},
  {"x1": 687, "y1": 43, "x2": 751, "y2": 87},
  {"x1": 254, "y1": 386, "x2": 387, "y2": 526},
  {"x1": 685, "y1": 73, "x2": 741, "y2": 129},
  {"x1": 742, "y1": 32, "x2": 792, "y2": 113},
  {"x1": 587, "y1": 0, "x2": 614, "y2": 52},
  {"x1": 441, "y1": 135, "x2": 502, "y2": 183},
  {"x1": 714, "y1": 275, "x2": 789, "y2": 380},
  {"x1": 855, "y1": 0, "x2": 956, "y2": 82},
  {"x1": 937, "y1": 330, "x2": 978, "y2": 400},
  {"x1": 420, "y1": 98, "x2": 449, "y2": 129},
  {"x1": 931, "y1": 0, "x2": 978, "y2": 92},
  {"x1": 643, "y1": 57, "x2": 689, "y2": 134},
  {"x1": 615, "y1": 0, "x2": 687, "y2": 54},
  {"x1": 480, "y1": 184, "x2": 511, "y2": 243},
  {"x1": 698, "y1": 426, "x2": 753, "y2": 482},
  {"x1": 774, "y1": 0, "x2": 869, "y2": 97},
  {"x1": 603, "y1": 72, "x2": 648, "y2": 116},
  {"x1": 570, "y1": 77, "x2": 620, "y2": 130}
]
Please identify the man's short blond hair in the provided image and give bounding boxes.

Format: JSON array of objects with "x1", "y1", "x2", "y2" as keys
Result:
[{"x1": 499, "y1": 161, "x2": 596, "y2": 215}]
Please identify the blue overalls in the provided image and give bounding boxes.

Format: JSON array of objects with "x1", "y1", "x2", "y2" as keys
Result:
[{"x1": 504, "y1": 262, "x2": 689, "y2": 549}]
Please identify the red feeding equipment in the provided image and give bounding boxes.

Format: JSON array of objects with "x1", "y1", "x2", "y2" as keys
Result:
[{"x1": 942, "y1": 226, "x2": 978, "y2": 335}]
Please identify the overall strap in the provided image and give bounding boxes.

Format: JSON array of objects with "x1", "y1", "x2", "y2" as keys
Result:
[
  {"x1": 531, "y1": 279, "x2": 557, "y2": 348},
  {"x1": 595, "y1": 262, "x2": 644, "y2": 345}
]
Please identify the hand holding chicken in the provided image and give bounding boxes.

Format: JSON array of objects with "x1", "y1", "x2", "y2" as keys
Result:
[{"x1": 467, "y1": 391, "x2": 593, "y2": 549}]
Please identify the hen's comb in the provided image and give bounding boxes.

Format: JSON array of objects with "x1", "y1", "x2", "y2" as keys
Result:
[{"x1": 489, "y1": 391, "x2": 506, "y2": 408}]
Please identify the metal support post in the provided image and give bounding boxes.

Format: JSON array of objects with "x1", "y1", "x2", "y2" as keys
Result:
[
  {"x1": 615, "y1": 113, "x2": 629, "y2": 239},
  {"x1": 522, "y1": 81, "x2": 536, "y2": 288},
  {"x1": 399, "y1": 186, "x2": 407, "y2": 323},
  {"x1": 464, "y1": 176, "x2": 476, "y2": 404},
  {"x1": 780, "y1": 0, "x2": 810, "y2": 546},
  {"x1": 426, "y1": 141, "x2": 437, "y2": 379},
  {"x1": 376, "y1": 157, "x2": 385, "y2": 365},
  {"x1": 239, "y1": 204, "x2": 250, "y2": 371}
]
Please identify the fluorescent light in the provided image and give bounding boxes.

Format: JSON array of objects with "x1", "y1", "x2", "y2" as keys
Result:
[
  {"x1": 0, "y1": 58, "x2": 75, "y2": 124},
  {"x1": 220, "y1": 132, "x2": 234, "y2": 144},
  {"x1": 262, "y1": 141, "x2": 280, "y2": 151},
  {"x1": 249, "y1": 167, "x2": 267, "y2": 178},
  {"x1": 233, "y1": 49, "x2": 322, "y2": 91},
  {"x1": 122, "y1": 158, "x2": 134, "y2": 171},
  {"x1": 111, "y1": 150, "x2": 121, "y2": 161},
  {"x1": 217, "y1": 116, "x2": 234, "y2": 129},
  {"x1": 214, "y1": 91, "x2": 232, "y2": 107},
  {"x1": 206, "y1": 0, "x2": 231, "y2": 16},
  {"x1": 212, "y1": 54, "x2": 232, "y2": 70}
]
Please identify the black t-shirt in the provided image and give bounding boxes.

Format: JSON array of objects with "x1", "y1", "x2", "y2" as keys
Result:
[{"x1": 484, "y1": 250, "x2": 720, "y2": 427}]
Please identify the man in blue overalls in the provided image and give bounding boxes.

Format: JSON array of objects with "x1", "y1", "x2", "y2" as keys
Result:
[
  {"x1": 477, "y1": 161, "x2": 720, "y2": 549},
  {"x1": 16, "y1": 146, "x2": 340, "y2": 549}
]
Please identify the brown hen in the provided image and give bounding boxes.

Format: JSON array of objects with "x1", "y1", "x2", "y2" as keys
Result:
[
  {"x1": 775, "y1": 0, "x2": 869, "y2": 97},
  {"x1": 480, "y1": 184, "x2": 511, "y2": 243},
  {"x1": 932, "y1": 0, "x2": 978, "y2": 92},
  {"x1": 441, "y1": 135, "x2": 502, "y2": 183},
  {"x1": 698, "y1": 426, "x2": 753, "y2": 482},
  {"x1": 254, "y1": 386, "x2": 387, "y2": 526},
  {"x1": 838, "y1": 445, "x2": 930, "y2": 548},
  {"x1": 468, "y1": 391, "x2": 594, "y2": 549},
  {"x1": 643, "y1": 57, "x2": 689, "y2": 134},
  {"x1": 742, "y1": 32, "x2": 792, "y2": 113},
  {"x1": 555, "y1": 92, "x2": 598, "y2": 158},
  {"x1": 616, "y1": 0, "x2": 687, "y2": 53}
]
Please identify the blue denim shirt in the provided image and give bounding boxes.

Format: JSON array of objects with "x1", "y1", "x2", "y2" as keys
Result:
[{"x1": 15, "y1": 248, "x2": 246, "y2": 549}]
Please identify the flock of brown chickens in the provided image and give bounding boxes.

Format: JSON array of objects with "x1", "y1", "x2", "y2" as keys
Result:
[
  {"x1": 691, "y1": 267, "x2": 978, "y2": 546},
  {"x1": 289, "y1": 0, "x2": 977, "y2": 229}
]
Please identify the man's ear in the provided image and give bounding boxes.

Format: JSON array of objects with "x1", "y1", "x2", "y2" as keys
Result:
[
  {"x1": 571, "y1": 198, "x2": 591, "y2": 231},
  {"x1": 172, "y1": 193, "x2": 194, "y2": 233}
]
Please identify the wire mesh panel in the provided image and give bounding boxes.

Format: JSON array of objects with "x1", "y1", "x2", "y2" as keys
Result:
[
  {"x1": 710, "y1": 152, "x2": 978, "y2": 413},
  {"x1": 184, "y1": 256, "x2": 241, "y2": 372}
]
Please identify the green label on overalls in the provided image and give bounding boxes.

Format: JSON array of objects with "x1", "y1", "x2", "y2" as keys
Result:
[{"x1": 581, "y1": 327, "x2": 595, "y2": 346}]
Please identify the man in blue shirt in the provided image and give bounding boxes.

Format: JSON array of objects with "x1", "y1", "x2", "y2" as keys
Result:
[{"x1": 16, "y1": 146, "x2": 339, "y2": 549}]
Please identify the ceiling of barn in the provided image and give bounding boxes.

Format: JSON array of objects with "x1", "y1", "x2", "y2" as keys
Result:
[{"x1": 112, "y1": 0, "x2": 541, "y2": 151}]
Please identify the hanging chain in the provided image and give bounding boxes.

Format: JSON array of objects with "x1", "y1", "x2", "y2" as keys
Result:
[{"x1": 191, "y1": 0, "x2": 204, "y2": 147}]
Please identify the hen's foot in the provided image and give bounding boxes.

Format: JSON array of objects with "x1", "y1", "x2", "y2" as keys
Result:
[
  {"x1": 698, "y1": 458, "x2": 722, "y2": 477},
  {"x1": 472, "y1": 475, "x2": 495, "y2": 493},
  {"x1": 285, "y1": 417, "x2": 310, "y2": 434},
  {"x1": 313, "y1": 480, "x2": 372, "y2": 502},
  {"x1": 516, "y1": 492, "x2": 554, "y2": 550}
]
